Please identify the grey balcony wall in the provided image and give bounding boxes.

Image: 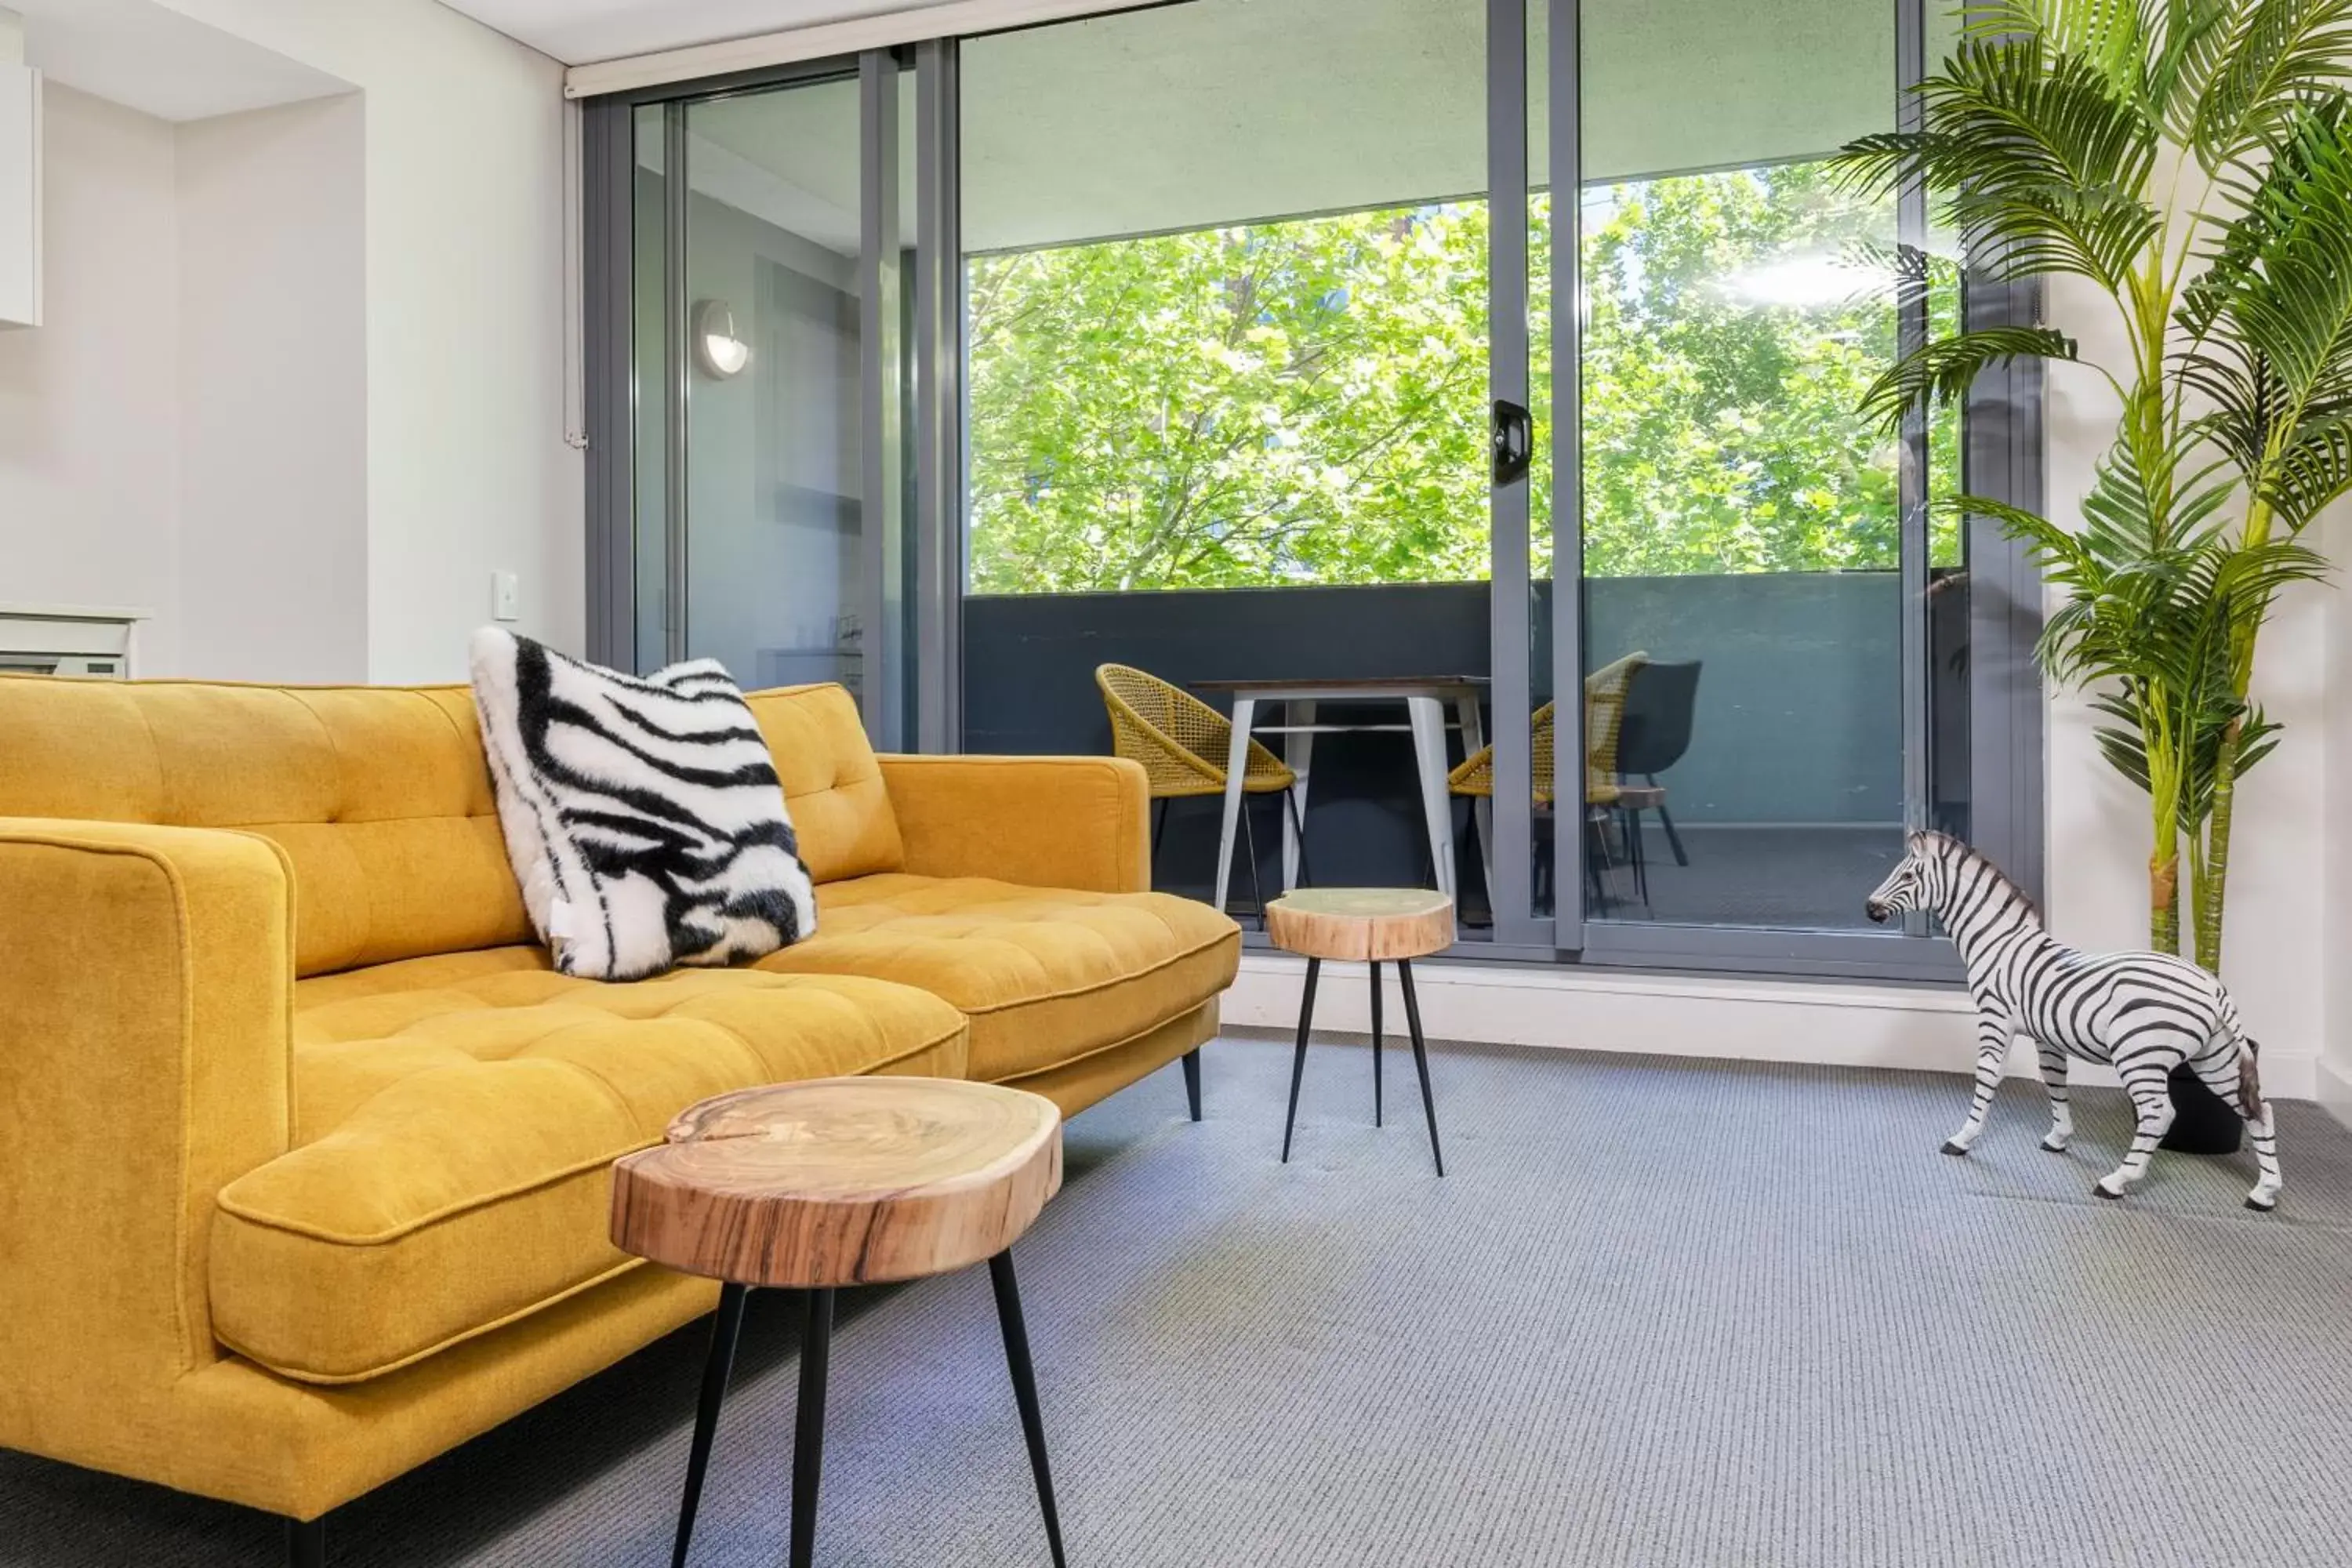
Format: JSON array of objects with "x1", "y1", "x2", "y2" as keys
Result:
[
  {"x1": 967, "y1": 570, "x2": 1904, "y2": 793},
  {"x1": 1583, "y1": 572, "x2": 1904, "y2": 826}
]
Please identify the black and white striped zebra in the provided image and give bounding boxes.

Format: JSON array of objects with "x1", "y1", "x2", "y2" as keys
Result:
[{"x1": 1866, "y1": 830, "x2": 2281, "y2": 1211}]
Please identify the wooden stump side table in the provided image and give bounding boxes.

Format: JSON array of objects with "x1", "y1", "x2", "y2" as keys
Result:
[
  {"x1": 611, "y1": 1076, "x2": 1069, "y2": 1568},
  {"x1": 1263, "y1": 888, "x2": 1454, "y2": 1175}
]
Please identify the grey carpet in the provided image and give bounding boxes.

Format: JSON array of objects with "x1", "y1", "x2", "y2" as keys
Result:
[{"x1": 8, "y1": 1034, "x2": 2352, "y2": 1567}]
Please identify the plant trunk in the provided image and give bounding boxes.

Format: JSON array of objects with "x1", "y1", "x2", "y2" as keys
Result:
[
  {"x1": 2204, "y1": 485, "x2": 2278, "y2": 981},
  {"x1": 2194, "y1": 716, "x2": 2243, "y2": 975},
  {"x1": 2150, "y1": 849, "x2": 2180, "y2": 956}
]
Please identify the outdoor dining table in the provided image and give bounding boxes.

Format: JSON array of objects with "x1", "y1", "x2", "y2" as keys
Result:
[{"x1": 1191, "y1": 676, "x2": 1489, "y2": 920}]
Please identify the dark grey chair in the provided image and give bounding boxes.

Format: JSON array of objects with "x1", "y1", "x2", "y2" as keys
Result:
[{"x1": 1616, "y1": 660, "x2": 1701, "y2": 876}]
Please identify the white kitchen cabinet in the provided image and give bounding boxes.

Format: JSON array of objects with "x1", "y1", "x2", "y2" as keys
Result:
[{"x1": 0, "y1": 62, "x2": 39, "y2": 330}]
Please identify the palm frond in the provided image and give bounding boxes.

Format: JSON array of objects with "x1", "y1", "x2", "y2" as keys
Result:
[
  {"x1": 1965, "y1": 1, "x2": 2151, "y2": 90},
  {"x1": 2189, "y1": 102, "x2": 2352, "y2": 397},
  {"x1": 2176, "y1": 101, "x2": 2352, "y2": 531},
  {"x1": 1837, "y1": 34, "x2": 2162, "y2": 292},
  {"x1": 2189, "y1": 0, "x2": 2352, "y2": 169},
  {"x1": 1933, "y1": 38, "x2": 2161, "y2": 195},
  {"x1": 1857, "y1": 326, "x2": 2079, "y2": 433},
  {"x1": 2173, "y1": 344, "x2": 2284, "y2": 472},
  {"x1": 2092, "y1": 695, "x2": 2285, "y2": 819},
  {"x1": 2262, "y1": 402, "x2": 2352, "y2": 525},
  {"x1": 2149, "y1": 0, "x2": 2243, "y2": 140}
]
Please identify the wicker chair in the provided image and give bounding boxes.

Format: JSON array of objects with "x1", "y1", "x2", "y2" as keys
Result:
[
  {"x1": 1096, "y1": 663, "x2": 1303, "y2": 914},
  {"x1": 1448, "y1": 651, "x2": 1648, "y2": 908},
  {"x1": 1448, "y1": 651, "x2": 1647, "y2": 807}
]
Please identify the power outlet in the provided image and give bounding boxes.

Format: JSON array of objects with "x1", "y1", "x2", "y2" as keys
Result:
[{"x1": 492, "y1": 570, "x2": 521, "y2": 622}]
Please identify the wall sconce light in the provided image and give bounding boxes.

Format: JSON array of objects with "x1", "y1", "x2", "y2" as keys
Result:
[{"x1": 692, "y1": 299, "x2": 751, "y2": 379}]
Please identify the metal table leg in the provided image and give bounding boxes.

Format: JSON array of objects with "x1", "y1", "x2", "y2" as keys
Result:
[
  {"x1": 671, "y1": 1283, "x2": 750, "y2": 1567},
  {"x1": 1454, "y1": 693, "x2": 1491, "y2": 912},
  {"x1": 1213, "y1": 696, "x2": 1255, "y2": 916},
  {"x1": 1405, "y1": 696, "x2": 1457, "y2": 902},
  {"x1": 789, "y1": 1289, "x2": 833, "y2": 1568},
  {"x1": 1281, "y1": 956, "x2": 1323, "y2": 1163},
  {"x1": 990, "y1": 1250, "x2": 1069, "y2": 1568},
  {"x1": 1282, "y1": 699, "x2": 1315, "y2": 893},
  {"x1": 1398, "y1": 959, "x2": 1445, "y2": 1177}
]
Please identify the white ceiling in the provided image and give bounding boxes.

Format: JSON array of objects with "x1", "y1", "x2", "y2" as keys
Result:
[
  {"x1": 13, "y1": 0, "x2": 350, "y2": 122},
  {"x1": 656, "y1": 0, "x2": 1899, "y2": 256},
  {"x1": 436, "y1": 0, "x2": 931, "y2": 65}
]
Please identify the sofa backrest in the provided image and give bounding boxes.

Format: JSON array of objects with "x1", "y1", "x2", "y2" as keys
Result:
[
  {"x1": 0, "y1": 675, "x2": 901, "y2": 978},
  {"x1": 743, "y1": 683, "x2": 904, "y2": 883}
]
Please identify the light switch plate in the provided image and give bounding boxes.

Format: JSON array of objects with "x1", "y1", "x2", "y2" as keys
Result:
[{"x1": 492, "y1": 570, "x2": 521, "y2": 622}]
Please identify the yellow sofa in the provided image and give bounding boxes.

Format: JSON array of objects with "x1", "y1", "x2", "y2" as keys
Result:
[{"x1": 0, "y1": 674, "x2": 1238, "y2": 1541}]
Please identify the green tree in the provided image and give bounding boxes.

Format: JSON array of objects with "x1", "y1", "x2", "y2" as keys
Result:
[
  {"x1": 967, "y1": 205, "x2": 1492, "y2": 593},
  {"x1": 966, "y1": 160, "x2": 1959, "y2": 593},
  {"x1": 1573, "y1": 164, "x2": 1962, "y2": 575}
]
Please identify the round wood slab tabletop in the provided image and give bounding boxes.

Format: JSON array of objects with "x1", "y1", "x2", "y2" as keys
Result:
[
  {"x1": 609, "y1": 1077, "x2": 1064, "y2": 1289},
  {"x1": 1264, "y1": 887, "x2": 1457, "y2": 962}
]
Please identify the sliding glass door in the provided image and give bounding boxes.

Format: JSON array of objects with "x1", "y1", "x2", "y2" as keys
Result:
[
  {"x1": 581, "y1": 0, "x2": 2043, "y2": 982},
  {"x1": 1553, "y1": 0, "x2": 2003, "y2": 971},
  {"x1": 956, "y1": 0, "x2": 1553, "y2": 945},
  {"x1": 1569, "y1": 0, "x2": 1918, "y2": 935},
  {"x1": 601, "y1": 57, "x2": 918, "y2": 746}
]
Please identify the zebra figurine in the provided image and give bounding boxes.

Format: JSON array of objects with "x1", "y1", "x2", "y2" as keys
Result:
[{"x1": 1865, "y1": 830, "x2": 2282, "y2": 1211}]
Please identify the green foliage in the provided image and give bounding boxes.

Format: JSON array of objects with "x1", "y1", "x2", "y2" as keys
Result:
[
  {"x1": 1835, "y1": 0, "x2": 2352, "y2": 965},
  {"x1": 1574, "y1": 165, "x2": 1963, "y2": 576},
  {"x1": 966, "y1": 206, "x2": 1491, "y2": 593},
  {"x1": 966, "y1": 161, "x2": 1962, "y2": 593},
  {"x1": 2181, "y1": 101, "x2": 2352, "y2": 528}
]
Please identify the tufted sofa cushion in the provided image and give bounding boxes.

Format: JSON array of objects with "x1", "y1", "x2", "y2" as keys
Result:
[
  {"x1": 208, "y1": 956, "x2": 967, "y2": 1384},
  {"x1": 742, "y1": 684, "x2": 904, "y2": 884},
  {"x1": 0, "y1": 677, "x2": 909, "y2": 978},
  {"x1": 0, "y1": 679, "x2": 531, "y2": 975},
  {"x1": 756, "y1": 873, "x2": 1240, "y2": 1084}
]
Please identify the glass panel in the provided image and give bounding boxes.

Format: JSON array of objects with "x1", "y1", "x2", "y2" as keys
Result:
[
  {"x1": 898, "y1": 82, "x2": 920, "y2": 737},
  {"x1": 629, "y1": 103, "x2": 670, "y2": 671},
  {"x1": 674, "y1": 76, "x2": 869, "y2": 695},
  {"x1": 1921, "y1": 19, "x2": 1969, "y2": 848},
  {"x1": 959, "y1": 0, "x2": 1490, "y2": 915},
  {"x1": 1927, "y1": 258, "x2": 1969, "y2": 841},
  {"x1": 1529, "y1": 0, "x2": 1555, "y2": 923},
  {"x1": 1578, "y1": 0, "x2": 1904, "y2": 931}
]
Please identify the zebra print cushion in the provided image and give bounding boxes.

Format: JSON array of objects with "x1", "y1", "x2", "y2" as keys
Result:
[{"x1": 468, "y1": 628, "x2": 818, "y2": 982}]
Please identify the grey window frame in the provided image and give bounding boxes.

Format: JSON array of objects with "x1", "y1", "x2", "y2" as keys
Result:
[
  {"x1": 1533, "y1": 0, "x2": 2041, "y2": 983},
  {"x1": 579, "y1": 50, "x2": 960, "y2": 753},
  {"x1": 579, "y1": 0, "x2": 2045, "y2": 988}
]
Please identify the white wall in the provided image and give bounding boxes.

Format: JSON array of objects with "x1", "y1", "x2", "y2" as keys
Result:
[
  {"x1": 349, "y1": 4, "x2": 580, "y2": 681},
  {"x1": 2321, "y1": 509, "x2": 2352, "y2": 1123},
  {"x1": 9, "y1": 0, "x2": 575, "y2": 683},
  {"x1": 176, "y1": 92, "x2": 367, "y2": 681},
  {"x1": 0, "y1": 84, "x2": 180, "y2": 668},
  {"x1": 162, "y1": 0, "x2": 583, "y2": 681},
  {"x1": 6, "y1": 2, "x2": 577, "y2": 682}
]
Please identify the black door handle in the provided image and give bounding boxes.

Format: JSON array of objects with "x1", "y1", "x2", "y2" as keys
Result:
[{"x1": 1492, "y1": 399, "x2": 1532, "y2": 485}]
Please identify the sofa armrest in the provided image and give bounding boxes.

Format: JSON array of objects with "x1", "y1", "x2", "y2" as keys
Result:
[
  {"x1": 0, "y1": 818, "x2": 294, "y2": 1429},
  {"x1": 877, "y1": 755, "x2": 1152, "y2": 894}
]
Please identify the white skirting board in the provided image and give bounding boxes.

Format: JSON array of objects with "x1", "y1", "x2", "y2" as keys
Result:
[{"x1": 1225, "y1": 952, "x2": 2323, "y2": 1103}]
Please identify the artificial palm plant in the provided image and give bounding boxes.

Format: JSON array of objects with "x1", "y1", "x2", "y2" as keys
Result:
[{"x1": 1835, "y1": 0, "x2": 2352, "y2": 969}]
